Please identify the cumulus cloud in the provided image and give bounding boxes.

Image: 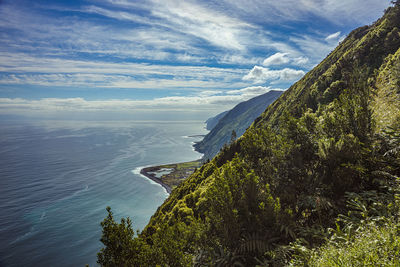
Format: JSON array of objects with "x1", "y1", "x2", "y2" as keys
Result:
[
  {"x1": 263, "y1": 52, "x2": 309, "y2": 67},
  {"x1": 242, "y1": 66, "x2": 305, "y2": 84}
]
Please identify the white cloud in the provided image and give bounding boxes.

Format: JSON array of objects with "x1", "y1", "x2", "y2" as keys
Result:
[
  {"x1": 0, "y1": 0, "x2": 391, "y2": 109},
  {"x1": 88, "y1": 0, "x2": 256, "y2": 51},
  {"x1": 292, "y1": 56, "x2": 309, "y2": 65},
  {"x1": 290, "y1": 33, "x2": 344, "y2": 61},
  {"x1": 150, "y1": 1, "x2": 253, "y2": 51},
  {"x1": 325, "y1": 31, "x2": 341, "y2": 41},
  {"x1": 279, "y1": 68, "x2": 305, "y2": 80},
  {"x1": 299, "y1": 0, "x2": 390, "y2": 25},
  {"x1": 242, "y1": 66, "x2": 305, "y2": 84},
  {"x1": 263, "y1": 53, "x2": 290, "y2": 66},
  {"x1": 0, "y1": 53, "x2": 250, "y2": 89},
  {"x1": 262, "y1": 52, "x2": 309, "y2": 67},
  {"x1": 197, "y1": 90, "x2": 223, "y2": 97},
  {"x1": 0, "y1": 85, "x2": 285, "y2": 118},
  {"x1": 216, "y1": 0, "x2": 389, "y2": 25},
  {"x1": 0, "y1": 73, "x2": 249, "y2": 89},
  {"x1": 217, "y1": 54, "x2": 261, "y2": 65},
  {"x1": 227, "y1": 86, "x2": 272, "y2": 95}
]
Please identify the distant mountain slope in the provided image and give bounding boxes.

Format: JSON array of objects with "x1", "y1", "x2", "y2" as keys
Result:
[
  {"x1": 194, "y1": 90, "x2": 283, "y2": 160},
  {"x1": 205, "y1": 110, "x2": 228, "y2": 131}
]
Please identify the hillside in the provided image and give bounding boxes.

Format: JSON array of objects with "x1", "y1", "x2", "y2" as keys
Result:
[
  {"x1": 205, "y1": 110, "x2": 228, "y2": 131},
  {"x1": 97, "y1": 2, "x2": 400, "y2": 266},
  {"x1": 194, "y1": 90, "x2": 283, "y2": 160}
]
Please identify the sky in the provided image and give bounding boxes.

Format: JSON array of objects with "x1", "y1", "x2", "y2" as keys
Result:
[{"x1": 0, "y1": 0, "x2": 392, "y2": 120}]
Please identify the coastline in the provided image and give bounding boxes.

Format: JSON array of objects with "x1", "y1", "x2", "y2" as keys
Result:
[
  {"x1": 140, "y1": 167, "x2": 172, "y2": 194},
  {"x1": 138, "y1": 160, "x2": 202, "y2": 195},
  {"x1": 137, "y1": 129, "x2": 206, "y2": 195}
]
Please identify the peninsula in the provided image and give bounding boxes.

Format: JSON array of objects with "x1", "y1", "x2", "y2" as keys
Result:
[{"x1": 140, "y1": 160, "x2": 202, "y2": 194}]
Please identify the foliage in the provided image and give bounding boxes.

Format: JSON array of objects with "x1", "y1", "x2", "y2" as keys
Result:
[
  {"x1": 97, "y1": 207, "x2": 153, "y2": 267},
  {"x1": 205, "y1": 157, "x2": 283, "y2": 255},
  {"x1": 290, "y1": 177, "x2": 400, "y2": 267}
]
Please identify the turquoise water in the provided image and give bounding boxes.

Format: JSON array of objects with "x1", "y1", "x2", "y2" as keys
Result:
[{"x1": 0, "y1": 120, "x2": 206, "y2": 266}]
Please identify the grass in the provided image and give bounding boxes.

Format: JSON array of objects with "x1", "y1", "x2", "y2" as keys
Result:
[{"x1": 306, "y1": 222, "x2": 400, "y2": 267}]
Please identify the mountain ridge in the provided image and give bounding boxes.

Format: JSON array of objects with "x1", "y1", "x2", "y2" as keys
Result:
[
  {"x1": 205, "y1": 110, "x2": 228, "y2": 131},
  {"x1": 194, "y1": 90, "x2": 283, "y2": 160}
]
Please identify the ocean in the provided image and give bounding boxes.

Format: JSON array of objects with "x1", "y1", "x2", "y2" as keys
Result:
[{"x1": 0, "y1": 120, "x2": 206, "y2": 266}]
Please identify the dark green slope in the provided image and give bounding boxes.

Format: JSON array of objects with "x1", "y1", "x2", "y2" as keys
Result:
[
  {"x1": 194, "y1": 90, "x2": 283, "y2": 160},
  {"x1": 98, "y1": 3, "x2": 400, "y2": 266}
]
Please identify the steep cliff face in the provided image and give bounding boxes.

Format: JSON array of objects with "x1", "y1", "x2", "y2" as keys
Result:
[{"x1": 194, "y1": 90, "x2": 283, "y2": 160}]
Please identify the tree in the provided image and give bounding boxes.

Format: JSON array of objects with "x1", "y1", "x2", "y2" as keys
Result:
[
  {"x1": 97, "y1": 207, "x2": 153, "y2": 266},
  {"x1": 230, "y1": 129, "x2": 237, "y2": 143},
  {"x1": 205, "y1": 156, "x2": 284, "y2": 263}
]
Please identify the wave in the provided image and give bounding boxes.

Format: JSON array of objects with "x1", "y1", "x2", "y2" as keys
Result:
[
  {"x1": 53, "y1": 185, "x2": 90, "y2": 205},
  {"x1": 39, "y1": 211, "x2": 46, "y2": 222},
  {"x1": 11, "y1": 226, "x2": 38, "y2": 244},
  {"x1": 71, "y1": 185, "x2": 89, "y2": 197},
  {"x1": 11, "y1": 211, "x2": 46, "y2": 244}
]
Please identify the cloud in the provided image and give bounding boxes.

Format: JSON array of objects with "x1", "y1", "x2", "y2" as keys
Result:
[
  {"x1": 262, "y1": 53, "x2": 290, "y2": 66},
  {"x1": 290, "y1": 33, "x2": 345, "y2": 61},
  {"x1": 292, "y1": 56, "x2": 309, "y2": 65},
  {"x1": 262, "y1": 52, "x2": 309, "y2": 67},
  {"x1": 325, "y1": 31, "x2": 341, "y2": 41},
  {"x1": 214, "y1": 0, "x2": 389, "y2": 25},
  {"x1": 0, "y1": 0, "x2": 391, "y2": 111},
  {"x1": 0, "y1": 53, "x2": 250, "y2": 89},
  {"x1": 242, "y1": 66, "x2": 305, "y2": 84},
  {"x1": 227, "y1": 86, "x2": 274, "y2": 95},
  {"x1": 0, "y1": 85, "x2": 285, "y2": 118},
  {"x1": 217, "y1": 54, "x2": 261, "y2": 65},
  {"x1": 86, "y1": 0, "x2": 255, "y2": 51}
]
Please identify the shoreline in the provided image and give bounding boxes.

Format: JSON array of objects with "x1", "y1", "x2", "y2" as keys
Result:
[
  {"x1": 139, "y1": 160, "x2": 202, "y2": 194},
  {"x1": 140, "y1": 167, "x2": 172, "y2": 194}
]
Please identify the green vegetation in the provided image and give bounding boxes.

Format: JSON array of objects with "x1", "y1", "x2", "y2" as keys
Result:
[{"x1": 98, "y1": 2, "x2": 400, "y2": 266}]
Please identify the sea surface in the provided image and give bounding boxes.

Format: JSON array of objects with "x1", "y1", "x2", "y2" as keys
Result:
[{"x1": 0, "y1": 120, "x2": 206, "y2": 266}]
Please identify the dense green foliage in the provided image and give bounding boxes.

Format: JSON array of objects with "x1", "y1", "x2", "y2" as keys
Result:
[
  {"x1": 194, "y1": 90, "x2": 282, "y2": 160},
  {"x1": 98, "y1": 2, "x2": 400, "y2": 266}
]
